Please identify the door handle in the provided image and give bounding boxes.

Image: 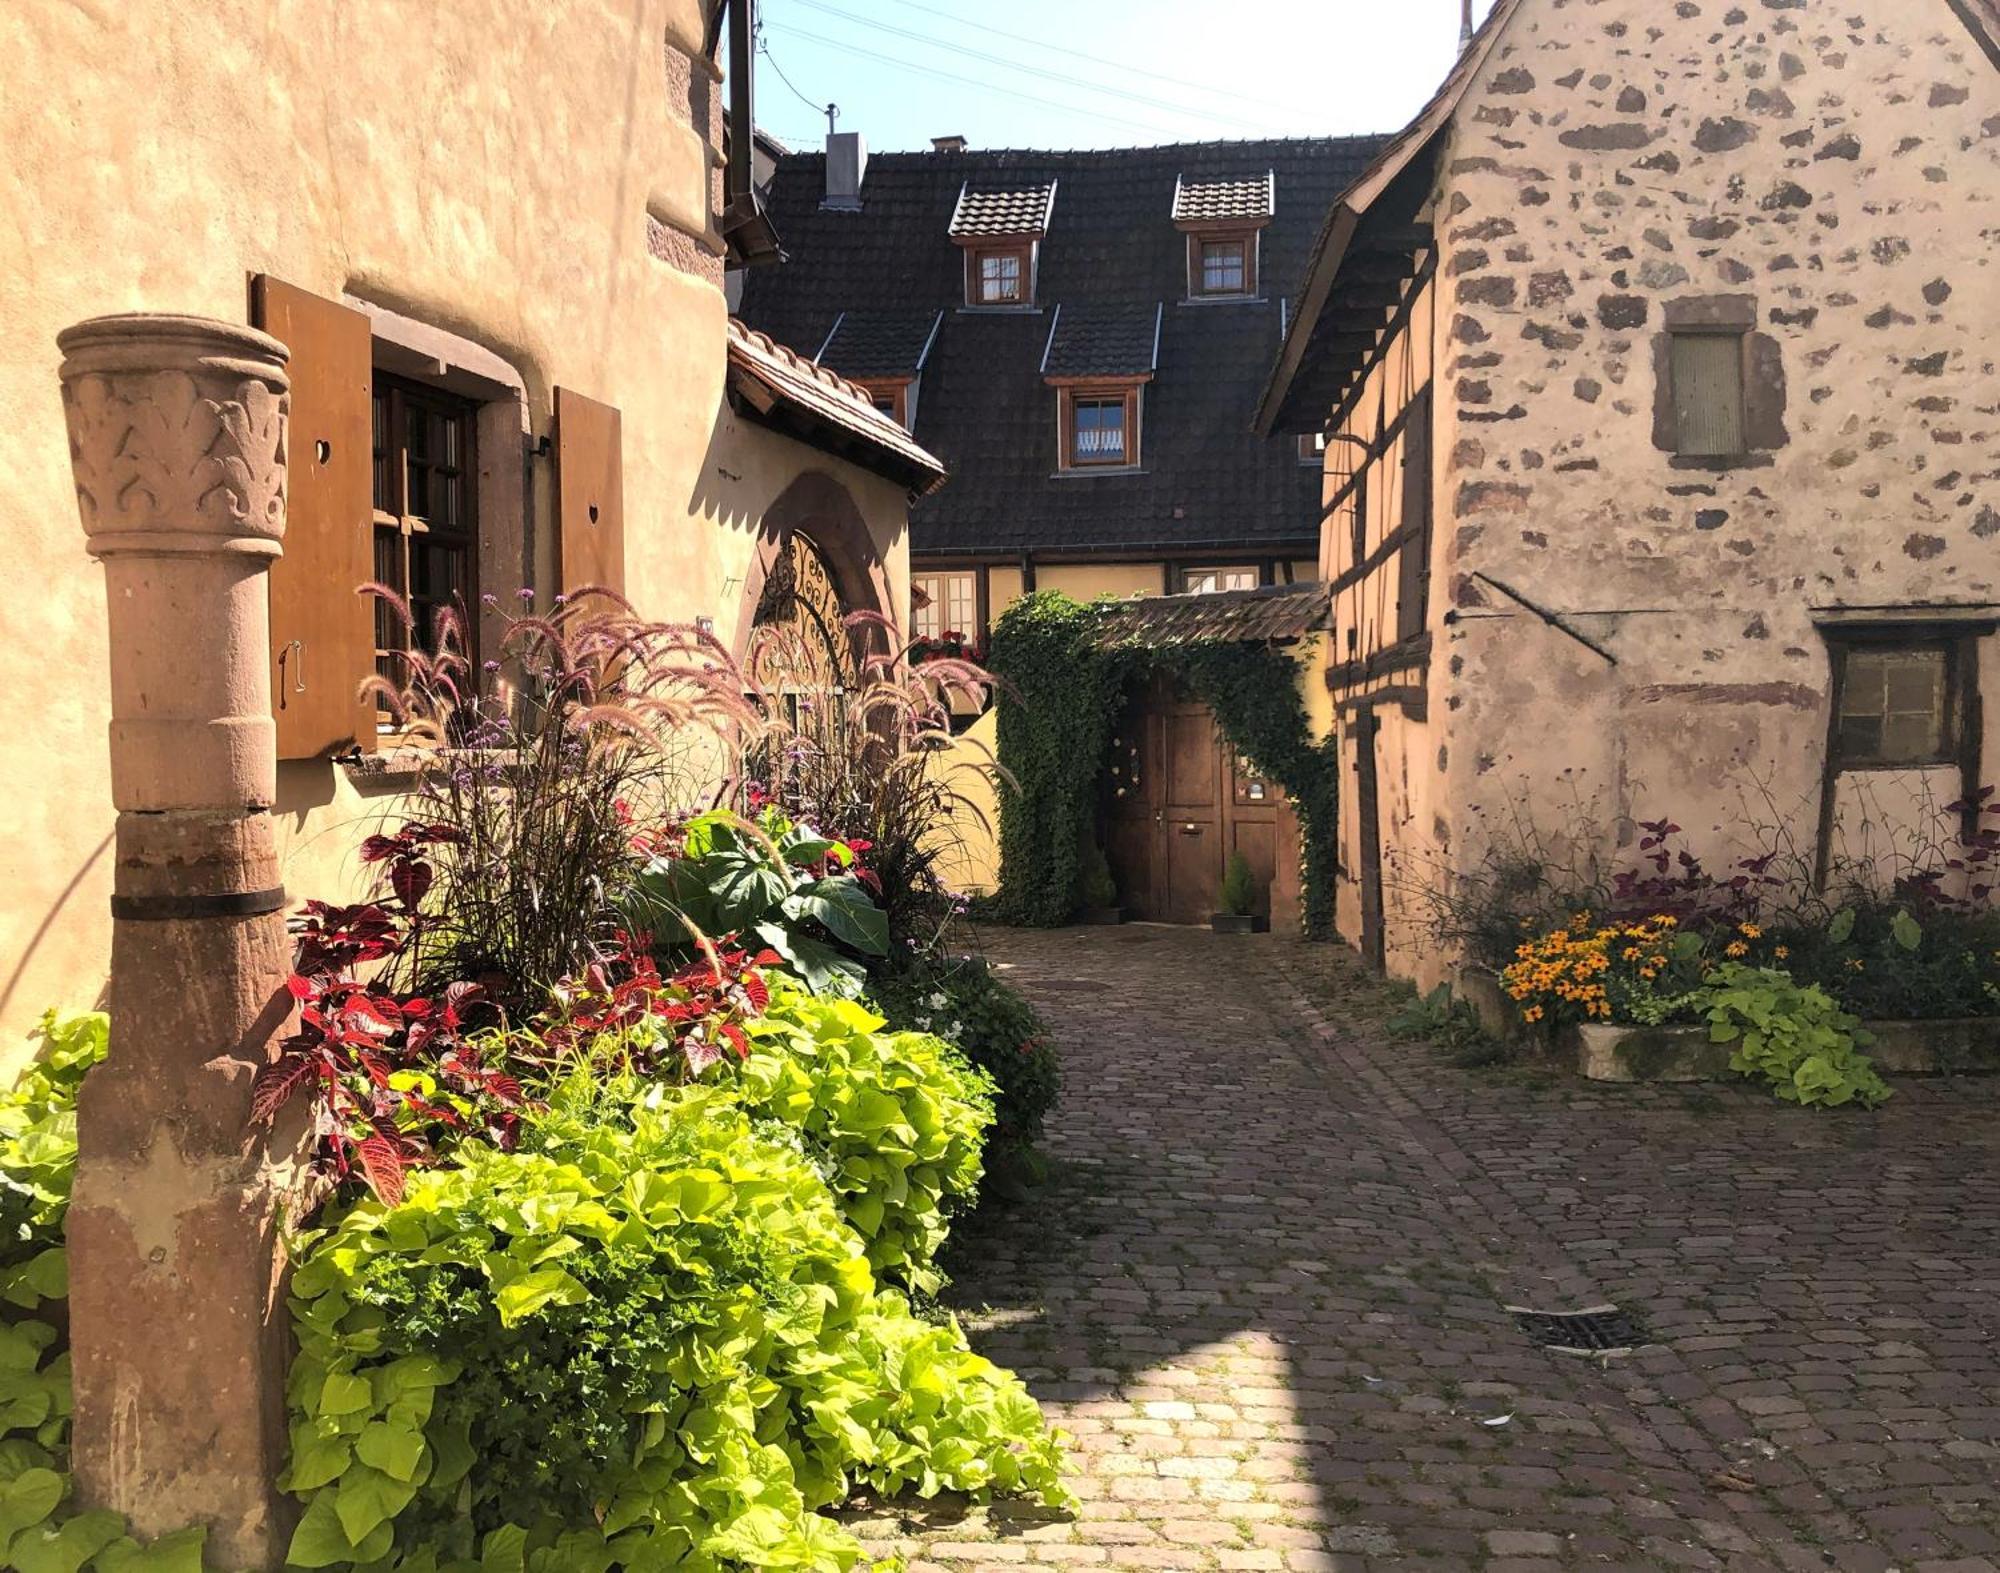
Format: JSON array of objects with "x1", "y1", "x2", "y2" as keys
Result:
[{"x1": 277, "y1": 639, "x2": 305, "y2": 709}]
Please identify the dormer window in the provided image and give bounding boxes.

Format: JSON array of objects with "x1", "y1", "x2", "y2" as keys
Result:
[
  {"x1": 814, "y1": 310, "x2": 942, "y2": 435},
  {"x1": 949, "y1": 179, "x2": 1056, "y2": 309},
  {"x1": 1199, "y1": 237, "x2": 1250, "y2": 295},
  {"x1": 1041, "y1": 302, "x2": 1161, "y2": 475},
  {"x1": 973, "y1": 246, "x2": 1029, "y2": 305},
  {"x1": 1173, "y1": 171, "x2": 1274, "y2": 302}
]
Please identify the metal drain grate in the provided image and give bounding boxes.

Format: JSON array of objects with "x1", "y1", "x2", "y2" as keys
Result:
[{"x1": 1509, "y1": 1303, "x2": 1650, "y2": 1354}]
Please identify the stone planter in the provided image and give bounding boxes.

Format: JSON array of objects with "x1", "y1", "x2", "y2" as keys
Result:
[
  {"x1": 1210, "y1": 912, "x2": 1267, "y2": 934},
  {"x1": 1078, "y1": 906, "x2": 1126, "y2": 926},
  {"x1": 1575, "y1": 1017, "x2": 2000, "y2": 1083}
]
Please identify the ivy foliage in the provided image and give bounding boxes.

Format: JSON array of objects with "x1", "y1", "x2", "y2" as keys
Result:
[
  {"x1": 0, "y1": 1012, "x2": 212, "y2": 1573},
  {"x1": 281, "y1": 1013, "x2": 1067, "y2": 1570},
  {"x1": 983, "y1": 590, "x2": 1339, "y2": 937}
]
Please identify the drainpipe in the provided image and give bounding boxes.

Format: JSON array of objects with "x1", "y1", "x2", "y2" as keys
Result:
[{"x1": 56, "y1": 314, "x2": 299, "y2": 1567}]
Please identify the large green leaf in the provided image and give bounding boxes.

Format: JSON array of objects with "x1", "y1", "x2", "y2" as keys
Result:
[{"x1": 784, "y1": 877, "x2": 889, "y2": 956}]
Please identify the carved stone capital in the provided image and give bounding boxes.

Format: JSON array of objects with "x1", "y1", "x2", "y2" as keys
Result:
[{"x1": 57, "y1": 314, "x2": 291, "y2": 558}]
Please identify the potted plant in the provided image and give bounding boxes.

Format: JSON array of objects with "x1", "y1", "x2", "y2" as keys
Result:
[
  {"x1": 1078, "y1": 841, "x2": 1124, "y2": 925},
  {"x1": 1211, "y1": 852, "x2": 1266, "y2": 934}
]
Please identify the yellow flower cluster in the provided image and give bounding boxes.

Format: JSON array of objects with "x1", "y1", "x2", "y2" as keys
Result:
[{"x1": 1502, "y1": 913, "x2": 1681, "y2": 1024}]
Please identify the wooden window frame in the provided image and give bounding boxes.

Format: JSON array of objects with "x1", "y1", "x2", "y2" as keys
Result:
[
  {"x1": 965, "y1": 241, "x2": 1034, "y2": 307},
  {"x1": 1187, "y1": 229, "x2": 1257, "y2": 298},
  {"x1": 1178, "y1": 565, "x2": 1261, "y2": 595},
  {"x1": 1652, "y1": 295, "x2": 1786, "y2": 469},
  {"x1": 856, "y1": 378, "x2": 910, "y2": 429},
  {"x1": 1297, "y1": 431, "x2": 1326, "y2": 467},
  {"x1": 1824, "y1": 631, "x2": 1973, "y2": 773},
  {"x1": 911, "y1": 567, "x2": 984, "y2": 644},
  {"x1": 370, "y1": 371, "x2": 480, "y2": 720},
  {"x1": 1056, "y1": 382, "x2": 1143, "y2": 471}
]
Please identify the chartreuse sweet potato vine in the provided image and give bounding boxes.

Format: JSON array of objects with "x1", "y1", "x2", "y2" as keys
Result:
[
  {"x1": 281, "y1": 1066, "x2": 1067, "y2": 1568},
  {"x1": 0, "y1": 1012, "x2": 211, "y2": 1572}
]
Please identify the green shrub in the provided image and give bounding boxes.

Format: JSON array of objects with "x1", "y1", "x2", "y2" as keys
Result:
[
  {"x1": 282, "y1": 1082, "x2": 1067, "y2": 1571},
  {"x1": 1079, "y1": 844, "x2": 1117, "y2": 912},
  {"x1": 869, "y1": 957, "x2": 1060, "y2": 1155},
  {"x1": 1701, "y1": 962, "x2": 1891, "y2": 1108},
  {"x1": 1217, "y1": 853, "x2": 1255, "y2": 918},
  {"x1": 0, "y1": 1012, "x2": 212, "y2": 1572},
  {"x1": 735, "y1": 984, "x2": 993, "y2": 1297}
]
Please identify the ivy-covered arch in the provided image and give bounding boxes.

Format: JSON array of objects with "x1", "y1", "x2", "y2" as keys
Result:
[{"x1": 982, "y1": 590, "x2": 1340, "y2": 938}]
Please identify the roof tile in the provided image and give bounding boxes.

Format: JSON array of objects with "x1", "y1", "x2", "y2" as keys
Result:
[
  {"x1": 1041, "y1": 303, "x2": 1161, "y2": 379},
  {"x1": 949, "y1": 180, "x2": 1056, "y2": 238},
  {"x1": 1173, "y1": 170, "x2": 1274, "y2": 224}
]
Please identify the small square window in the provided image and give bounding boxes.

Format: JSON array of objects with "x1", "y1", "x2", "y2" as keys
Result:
[
  {"x1": 1072, "y1": 396, "x2": 1128, "y2": 464},
  {"x1": 1669, "y1": 331, "x2": 1746, "y2": 457},
  {"x1": 911, "y1": 570, "x2": 980, "y2": 646},
  {"x1": 1297, "y1": 431, "x2": 1326, "y2": 466},
  {"x1": 1833, "y1": 643, "x2": 1955, "y2": 767},
  {"x1": 976, "y1": 249, "x2": 1024, "y2": 304},
  {"x1": 1201, "y1": 239, "x2": 1246, "y2": 293}
]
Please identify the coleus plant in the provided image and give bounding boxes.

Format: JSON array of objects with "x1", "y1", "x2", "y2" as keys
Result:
[
  {"x1": 253, "y1": 823, "x2": 789, "y2": 1206},
  {"x1": 251, "y1": 824, "x2": 527, "y2": 1206}
]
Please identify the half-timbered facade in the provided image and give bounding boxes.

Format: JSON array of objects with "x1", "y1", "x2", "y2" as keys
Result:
[{"x1": 1260, "y1": 0, "x2": 1999, "y2": 983}]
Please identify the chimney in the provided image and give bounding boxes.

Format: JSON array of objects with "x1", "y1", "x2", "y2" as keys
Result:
[
  {"x1": 1459, "y1": 0, "x2": 1475, "y2": 49},
  {"x1": 932, "y1": 134, "x2": 968, "y2": 153},
  {"x1": 824, "y1": 130, "x2": 867, "y2": 210}
]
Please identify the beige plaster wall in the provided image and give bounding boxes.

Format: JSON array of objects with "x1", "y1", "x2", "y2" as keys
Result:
[
  {"x1": 0, "y1": 0, "x2": 909, "y2": 1063},
  {"x1": 1037, "y1": 562, "x2": 1170, "y2": 602},
  {"x1": 1322, "y1": 0, "x2": 1999, "y2": 983}
]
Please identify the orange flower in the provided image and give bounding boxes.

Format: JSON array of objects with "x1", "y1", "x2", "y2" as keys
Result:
[{"x1": 1725, "y1": 941, "x2": 1749, "y2": 958}]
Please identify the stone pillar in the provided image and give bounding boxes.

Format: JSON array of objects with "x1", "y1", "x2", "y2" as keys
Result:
[{"x1": 57, "y1": 315, "x2": 299, "y2": 1567}]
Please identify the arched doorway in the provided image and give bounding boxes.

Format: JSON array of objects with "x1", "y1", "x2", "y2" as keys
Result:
[
  {"x1": 745, "y1": 526, "x2": 852, "y2": 692},
  {"x1": 734, "y1": 470, "x2": 895, "y2": 683}
]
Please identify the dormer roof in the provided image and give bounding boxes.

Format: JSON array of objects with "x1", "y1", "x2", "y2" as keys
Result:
[
  {"x1": 816, "y1": 310, "x2": 945, "y2": 381},
  {"x1": 1173, "y1": 171, "x2": 1275, "y2": 228},
  {"x1": 949, "y1": 179, "x2": 1058, "y2": 241},
  {"x1": 1040, "y1": 303, "x2": 1163, "y2": 381}
]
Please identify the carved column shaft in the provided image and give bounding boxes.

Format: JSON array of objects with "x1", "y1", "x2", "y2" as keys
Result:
[{"x1": 57, "y1": 314, "x2": 299, "y2": 1567}]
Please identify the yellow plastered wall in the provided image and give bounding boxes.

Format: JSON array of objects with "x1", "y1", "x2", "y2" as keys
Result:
[{"x1": 0, "y1": 0, "x2": 907, "y2": 1064}]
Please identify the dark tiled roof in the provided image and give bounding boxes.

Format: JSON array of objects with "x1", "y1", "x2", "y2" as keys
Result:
[
  {"x1": 817, "y1": 310, "x2": 943, "y2": 380},
  {"x1": 1042, "y1": 303, "x2": 1161, "y2": 379},
  {"x1": 1174, "y1": 171, "x2": 1274, "y2": 225},
  {"x1": 949, "y1": 180, "x2": 1057, "y2": 238},
  {"x1": 737, "y1": 136, "x2": 1387, "y2": 558},
  {"x1": 725, "y1": 320, "x2": 947, "y2": 495},
  {"x1": 1092, "y1": 582, "x2": 1330, "y2": 648}
]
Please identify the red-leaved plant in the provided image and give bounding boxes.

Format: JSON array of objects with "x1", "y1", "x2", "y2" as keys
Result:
[{"x1": 253, "y1": 825, "x2": 527, "y2": 1205}]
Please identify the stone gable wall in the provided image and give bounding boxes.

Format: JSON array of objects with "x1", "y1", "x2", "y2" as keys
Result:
[{"x1": 1422, "y1": 0, "x2": 1998, "y2": 925}]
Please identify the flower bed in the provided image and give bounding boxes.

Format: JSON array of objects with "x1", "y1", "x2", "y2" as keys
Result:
[{"x1": 1574, "y1": 1015, "x2": 2000, "y2": 1083}]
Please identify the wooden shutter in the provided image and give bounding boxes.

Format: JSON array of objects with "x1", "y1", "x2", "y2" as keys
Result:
[
  {"x1": 253, "y1": 276, "x2": 377, "y2": 758},
  {"x1": 556, "y1": 387, "x2": 625, "y2": 602},
  {"x1": 1395, "y1": 382, "x2": 1434, "y2": 643}
]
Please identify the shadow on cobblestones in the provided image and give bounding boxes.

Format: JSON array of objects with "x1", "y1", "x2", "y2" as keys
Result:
[{"x1": 854, "y1": 924, "x2": 2000, "y2": 1573}]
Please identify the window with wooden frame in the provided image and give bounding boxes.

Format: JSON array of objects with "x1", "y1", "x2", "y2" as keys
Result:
[
  {"x1": 1059, "y1": 384, "x2": 1141, "y2": 470},
  {"x1": 371, "y1": 373, "x2": 478, "y2": 717},
  {"x1": 1180, "y1": 566, "x2": 1259, "y2": 595},
  {"x1": 1828, "y1": 637, "x2": 1969, "y2": 769},
  {"x1": 1189, "y1": 231, "x2": 1256, "y2": 297},
  {"x1": 911, "y1": 569, "x2": 981, "y2": 643},
  {"x1": 857, "y1": 379, "x2": 910, "y2": 430},
  {"x1": 968, "y1": 244, "x2": 1031, "y2": 306},
  {"x1": 1297, "y1": 430, "x2": 1326, "y2": 466}
]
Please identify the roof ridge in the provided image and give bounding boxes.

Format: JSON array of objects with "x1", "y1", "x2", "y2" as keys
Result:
[{"x1": 773, "y1": 133, "x2": 1393, "y2": 164}]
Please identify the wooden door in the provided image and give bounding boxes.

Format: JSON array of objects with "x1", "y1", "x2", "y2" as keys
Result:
[
  {"x1": 1102, "y1": 675, "x2": 1288, "y2": 925},
  {"x1": 1353, "y1": 708, "x2": 1386, "y2": 969},
  {"x1": 1103, "y1": 699, "x2": 1162, "y2": 920},
  {"x1": 1160, "y1": 700, "x2": 1222, "y2": 924}
]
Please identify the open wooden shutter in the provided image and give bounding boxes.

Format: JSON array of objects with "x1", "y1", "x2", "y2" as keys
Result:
[
  {"x1": 1395, "y1": 382, "x2": 1434, "y2": 644},
  {"x1": 556, "y1": 387, "x2": 625, "y2": 602},
  {"x1": 253, "y1": 276, "x2": 377, "y2": 758}
]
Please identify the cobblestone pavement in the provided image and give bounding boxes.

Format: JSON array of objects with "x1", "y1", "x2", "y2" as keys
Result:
[{"x1": 854, "y1": 925, "x2": 2000, "y2": 1572}]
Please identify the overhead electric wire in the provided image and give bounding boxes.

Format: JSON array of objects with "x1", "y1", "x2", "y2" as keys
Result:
[
  {"x1": 783, "y1": 0, "x2": 1284, "y2": 136},
  {"x1": 866, "y1": 0, "x2": 1330, "y2": 123},
  {"x1": 763, "y1": 21, "x2": 1192, "y2": 140},
  {"x1": 757, "y1": 29, "x2": 832, "y2": 119}
]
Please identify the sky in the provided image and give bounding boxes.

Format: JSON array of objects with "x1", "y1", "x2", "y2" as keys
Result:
[{"x1": 743, "y1": 0, "x2": 1505, "y2": 155}]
